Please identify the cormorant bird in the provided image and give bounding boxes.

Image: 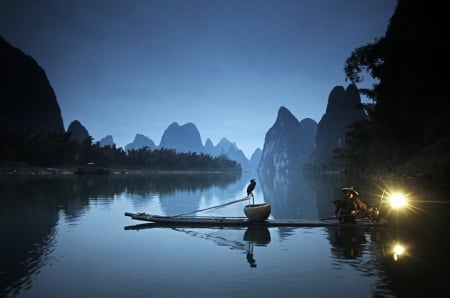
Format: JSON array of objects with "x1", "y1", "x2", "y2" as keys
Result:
[{"x1": 246, "y1": 179, "x2": 256, "y2": 198}]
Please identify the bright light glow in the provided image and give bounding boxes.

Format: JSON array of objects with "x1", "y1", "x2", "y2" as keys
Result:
[
  {"x1": 393, "y1": 244, "x2": 405, "y2": 255},
  {"x1": 393, "y1": 243, "x2": 406, "y2": 261},
  {"x1": 389, "y1": 192, "x2": 408, "y2": 209}
]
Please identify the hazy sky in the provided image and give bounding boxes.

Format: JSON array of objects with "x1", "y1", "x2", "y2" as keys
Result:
[{"x1": 0, "y1": 0, "x2": 396, "y2": 158}]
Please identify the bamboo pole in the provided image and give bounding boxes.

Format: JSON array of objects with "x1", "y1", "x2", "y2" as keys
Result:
[{"x1": 173, "y1": 197, "x2": 249, "y2": 217}]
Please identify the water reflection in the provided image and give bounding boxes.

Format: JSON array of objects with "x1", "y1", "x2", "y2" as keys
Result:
[
  {"x1": 0, "y1": 172, "x2": 241, "y2": 297},
  {"x1": 328, "y1": 226, "x2": 367, "y2": 259},
  {"x1": 326, "y1": 220, "x2": 412, "y2": 264},
  {"x1": 125, "y1": 224, "x2": 271, "y2": 268},
  {"x1": 124, "y1": 219, "x2": 401, "y2": 273},
  {"x1": 1, "y1": 172, "x2": 449, "y2": 297},
  {"x1": 258, "y1": 170, "x2": 365, "y2": 220},
  {"x1": 258, "y1": 171, "x2": 319, "y2": 219},
  {"x1": 0, "y1": 176, "x2": 62, "y2": 297},
  {"x1": 243, "y1": 226, "x2": 271, "y2": 268}
]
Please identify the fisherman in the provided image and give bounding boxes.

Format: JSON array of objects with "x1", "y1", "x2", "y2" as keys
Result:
[{"x1": 333, "y1": 186, "x2": 367, "y2": 223}]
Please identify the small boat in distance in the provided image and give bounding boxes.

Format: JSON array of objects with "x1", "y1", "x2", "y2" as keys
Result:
[
  {"x1": 74, "y1": 162, "x2": 110, "y2": 174},
  {"x1": 74, "y1": 167, "x2": 110, "y2": 174}
]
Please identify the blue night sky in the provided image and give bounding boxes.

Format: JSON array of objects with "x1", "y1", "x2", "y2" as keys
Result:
[{"x1": 0, "y1": 0, "x2": 396, "y2": 158}]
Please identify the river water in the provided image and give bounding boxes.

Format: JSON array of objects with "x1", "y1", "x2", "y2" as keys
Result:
[{"x1": 1, "y1": 171, "x2": 449, "y2": 297}]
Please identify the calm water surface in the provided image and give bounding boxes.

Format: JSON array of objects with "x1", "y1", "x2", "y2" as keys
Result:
[{"x1": 1, "y1": 171, "x2": 449, "y2": 297}]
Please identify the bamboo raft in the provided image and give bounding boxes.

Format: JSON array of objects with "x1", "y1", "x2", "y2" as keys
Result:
[{"x1": 124, "y1": 212, "x2": 387, "y2": 228}]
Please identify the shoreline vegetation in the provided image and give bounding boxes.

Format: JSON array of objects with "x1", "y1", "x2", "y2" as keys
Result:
[
  {"x1": 0, "y1": 163, "x2": 435, "y2": 182},
  {"x1": 2, "y1": 163, "x2": 446, "y2": 200},
  {"x1": 0, "y1": 163, "x2": 244, "y2": 175}
]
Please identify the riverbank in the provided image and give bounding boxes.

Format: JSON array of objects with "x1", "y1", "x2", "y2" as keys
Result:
[{"x1": 0, "y1": 164, "x2": 244, "y2": 175}]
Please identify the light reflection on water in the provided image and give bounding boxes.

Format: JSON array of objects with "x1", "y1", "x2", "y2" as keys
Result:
[{"x1": 0, "y1": 172, "x2": 449, "y2": 297}]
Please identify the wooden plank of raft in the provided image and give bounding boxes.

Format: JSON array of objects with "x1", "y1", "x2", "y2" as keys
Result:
[{"x1": 124, "y1": 212, "x2": 387, "y2": 227}]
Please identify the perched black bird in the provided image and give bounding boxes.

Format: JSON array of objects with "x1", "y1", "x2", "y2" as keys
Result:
[{"x1": 246, "y1": 179, "x2": 256, "y2": 198}]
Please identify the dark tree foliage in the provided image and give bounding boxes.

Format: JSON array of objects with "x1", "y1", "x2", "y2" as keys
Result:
[
  {"x1": 0, "y1": 131, "x2": 241, "y2": 171},
  {"x1": 126, "y1": 147, "x2": 239, "y2": 170},
  {"x1": 339, "y1": 0, "x2": 450, "y2": 176},
  {"x1": 333, "y1": 119, "x2": 372, "y2": 174},
  {"x1": 344, "y1": 39, "x2": 385, "y2": 87}
]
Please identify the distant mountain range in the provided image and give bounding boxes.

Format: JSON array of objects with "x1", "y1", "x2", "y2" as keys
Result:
[
  {"x1": 1, "y1": 34, "x2": 367, "y2": 172},
  {"x1": 259, "y1": 107, "x2": 317, "y2": 172},
  {"x1": 64, "y1": 117, "x2": 259, "y2": 169},
  {"x1": 123, "y1": 122, "x2": 256, "y2": 170},
  {"x1": 259, "y1": 84, "x2": 366, "y2": 172},
  {"x1": 95, "y1": 83, "x2": 365, "y2": 171}
]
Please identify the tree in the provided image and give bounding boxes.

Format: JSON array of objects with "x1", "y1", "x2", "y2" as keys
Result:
[{"x1": 343, "y1": 0, "x2": 450, "y2": 175}]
